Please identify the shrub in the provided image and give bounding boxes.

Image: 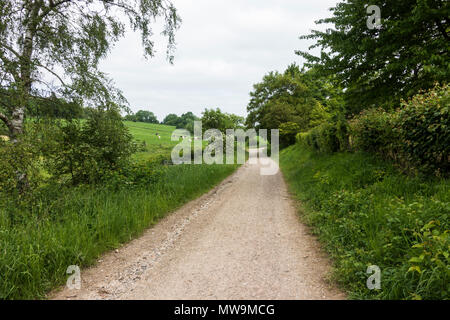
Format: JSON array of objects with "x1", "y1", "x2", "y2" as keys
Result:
[
  {"x1": 316, "y1": 122, "x2": 340, "y2": 153},
  {"x1": 296, "y1": 132, "x2": 306, "y2": 144},
  {"x1": 279, "y1": 122, "x2": 300, "y2": 148},
  {"x1": 394, "y1": 83, "x2": 449, "y2": 176},
  {"x1": 0, "y1": 128, "x2": 43, "y2": 198},
  {"x1": 298, "y1": 122, "x2": 343, "y2": 154},
  {"x1": 348, "y1": 108, "x2": 397, "y2": 157},
  {"x1": 303, "y1": 127, "x2": 319, "y2": 150},
  {"x1": 101, "y1": 158, "x2": 166, "y2": 191},
  {"x1": 336, "y1": 118, "x2": 350, "y2": 151},
  {"x1": 83, "y1": 107, "x2": 136, "y2": 171},
  {"x1": 348, "y1": 84, "x2": 449, "y2": 176},
  {"x1": 44, "y1": 107, "x2": 137, "y2": 185}
]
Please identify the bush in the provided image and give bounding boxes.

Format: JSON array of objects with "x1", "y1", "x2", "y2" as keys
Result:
[
  {"x1": 302, "y1": 127, "x2": 319, "y2": 150},
  {"x1": 100, "y1": 158, "x2": 166, "y2": 191},
  {"x1": 299, "y1": 122, "x2": 343, "y2": 154},
  {"x1": 348, "y1": 108, "x2": 397, "y2": 157},
  {"x1": 279, "y1": 122, "x2": 300, "y2": 148},
  {"x1": 280, "y1": 143, "x2": 449, "y2": 299},
  {"x1": 348, "y1": 84, "x2": 449, "y2": 176},
  {"x1": 336, "y1": 118, "x2": 350, "y2": 151},
  {"x1": 0, "y1": 128, "x2": 43, "y2": 198},
  {"x1": 44, "y1": 107, "x2": 137, "y2": 185},
  {"x1": 316, "y1": 122, "x2": 340, "y2": 153},
  {"x1": 394, "y1": 84, "x2": 449, "y2": 176}
]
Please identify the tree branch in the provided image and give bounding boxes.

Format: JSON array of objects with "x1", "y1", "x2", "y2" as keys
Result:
[
  {"x1": 40, "y1": 0, "x2": 73, "y2": 20},
  {"x1": 0, "y1": 43, "x2": 21, "y2": 59},
  {"x1": 35, "y1": 63, "x2": 68, "y2": 87},
  {"x1": 435, "y1": 19, "x2": 450, "y2": 41},
  {"x1": 0, "y1": 112, "x2": 13, "y2": 132},
  {"x1": 0, "y1": 54, "x2": 20, "y2": 83}
]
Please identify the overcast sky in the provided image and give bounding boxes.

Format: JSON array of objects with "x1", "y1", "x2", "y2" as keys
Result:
[{"x1": 99, "y1": 0, "x2": 339, "y2": 122}]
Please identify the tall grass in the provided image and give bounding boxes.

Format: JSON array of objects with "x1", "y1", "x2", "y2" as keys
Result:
[
  {"x1": 280, "y1": 144, "x2": 449, "y2": 300},
  {"x1": 0, "y1": 163, "x2": 238, "y2": 299}
]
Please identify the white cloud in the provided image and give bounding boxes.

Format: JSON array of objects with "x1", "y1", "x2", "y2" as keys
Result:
[{"x1": 100, "y1": 0, "x2": 339, "y2": 121}]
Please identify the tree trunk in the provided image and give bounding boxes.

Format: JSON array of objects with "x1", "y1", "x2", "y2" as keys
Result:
[
  {"x1": 11, "y1": 3, "x2": 38, "y2": 193},
  {"x1": 9, "y1": 107, "x2": 25, "y2": 142},
  {"x1": 17, "y1": 2, "x2": 37, "y2": 129}
]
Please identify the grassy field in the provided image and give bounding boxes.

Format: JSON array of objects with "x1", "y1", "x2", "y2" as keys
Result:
[
  {"x1": 280, "y1": 144, "x2": 449, "y2": 300},
  {"x1": 0, "y1": 122, "x2": 240, "y2": 299},
  {"x1": 124, "y1": 121, "x2": 179, "y2": 161}
]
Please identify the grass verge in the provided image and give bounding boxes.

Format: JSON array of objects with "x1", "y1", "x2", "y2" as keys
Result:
[
  {"x1": 0, "y1": 163, "x2": 239, "y2": 299},
  {"x1": 280, "y1": 143, "x2": 449, "y2": 300}
]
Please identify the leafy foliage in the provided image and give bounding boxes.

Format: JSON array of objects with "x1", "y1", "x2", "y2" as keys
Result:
[
  {"x1": 395, "y1": 83, "x2": 449, "y2": 175},
  {"x1": 162, "y1": 112, "x2": 199, "y2": 132},
  {"x1": 0, "y1": 0, "x2": 181, "y2": 137},
  {"x1": 0, "y1": 129, "x2": 41, "y2": 197},
  {"x1": 297, "y1": 0, "x2": 450, "y2": 113},
  {"x1": 301, "y1": 84, "x2": 449, "y2": 177},
  {"x1": 348, "y1": 108, "x2": 397, "y2": 157},
  {"x1": 280, "y1": 144, "x2": 449, "y2": 299},
  {"x1": 43, "y1": 107, "x2": 136, "y2": 185},
  {"x1": 246, "y1": 64, "x2": 336, "y2": 131},
  {"x1": 201, "y1": 108, "x2": 244, "y2": 133},
  {"x1": 279, "y1": 122, "x2": 300, "y2": 148},
  {"x1": 299, "y1": 122, "x2": 341, "y2": 153}
]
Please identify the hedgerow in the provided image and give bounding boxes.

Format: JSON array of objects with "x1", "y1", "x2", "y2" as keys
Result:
[{"x1": 299, "y1": 84, "x2": 449, "y2": 177}]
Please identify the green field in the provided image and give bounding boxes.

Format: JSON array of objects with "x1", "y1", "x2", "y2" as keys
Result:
[{"x1": 124, "y1": 121, "x2": 179, "y2": 161}]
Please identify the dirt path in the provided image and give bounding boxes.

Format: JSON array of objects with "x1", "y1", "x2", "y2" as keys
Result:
[{"x1": 51, "y1": 150, "x2": 344, "y2": 300}]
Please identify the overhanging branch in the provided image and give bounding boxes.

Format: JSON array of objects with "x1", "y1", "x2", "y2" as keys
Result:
[
  {"x1": 35, "y1": 63, "x2": 67, "y2": 87},
  {"x1": 0, "y1": 112, "x2": 13, "y2": 132}
]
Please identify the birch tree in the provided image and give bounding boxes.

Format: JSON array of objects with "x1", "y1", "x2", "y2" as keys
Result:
[{"x1": 0, "y1": 0, "x2": 181, "y2": 140}]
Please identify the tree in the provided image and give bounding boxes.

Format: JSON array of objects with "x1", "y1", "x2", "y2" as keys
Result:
[
  {"x1": 179, "y1": 111, "x2": 197, "y2": 125},
  {"x1": 135, "y1": 110, "x2": 158, "y2": 123},
  {"x1": 279, "y1": 122, "x2": 301, "y2": 148},
  {"x1": 297, "y1": 0, "x2": 450, "y2": 113},
  {"x1": 163, "y1": 113, "x2": 180, "y2": 126},
  {"x1": 162, "y1": 111, "x2": 199, "y2": 132},
  {"x1": 27, "y1": 94, "x2": 84, "y2": 120},
  {"x1": 227, "y1": 113, "x2": 245, "y2": 130},
  {"x1": 246, "y1": 64, "x2": 333, "y2": 131},
  {"x1": 179, "y1": 111, "x2": 199, "y2": 133},
  {"x1": 202, "y1": 108, "x2": 243, "y2": 133},
  {"x1": 0, "y1": 0, "x2": 181, "y2": 140},
  {"x1": 123, "y1": 113, "x2": 137, "y2": 122}
]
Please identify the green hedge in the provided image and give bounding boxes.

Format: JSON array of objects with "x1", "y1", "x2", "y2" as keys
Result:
[
  {"x1": 298, "y1": 121, "x2": 347, "y2": 153},
  {"x1": 348, "y1": 108, "x2": 397, "y2": 157},
  {"x1": 280, "y1": 144, "x2": 450, "y2": 299},
  {"x1": 299, "y1": 84, "x2": 449, "y2": 176},
  {"x1": 394, "y1": 84, "x2": 449, "y2": 176},
  {"x1": 279, "y1": 122, "x2": 301, "y2": 148}
]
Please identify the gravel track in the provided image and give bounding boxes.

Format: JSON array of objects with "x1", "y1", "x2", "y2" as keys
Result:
[{"x1": 51, "y1": 151, "x2": 344, "y2": 300}]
